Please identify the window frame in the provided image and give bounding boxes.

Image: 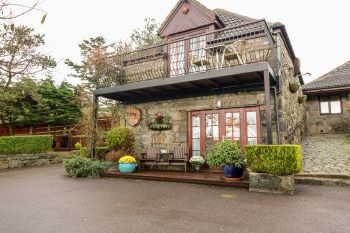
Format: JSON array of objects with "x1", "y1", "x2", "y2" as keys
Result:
[{"x1": 318, "y1": 95, "x2": 343, "y2": 115}]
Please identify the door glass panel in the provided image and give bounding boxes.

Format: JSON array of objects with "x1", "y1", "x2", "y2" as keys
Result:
[
  {"x1": 191, "y1": 115, "x2": 201, "y2": 156},
  {"x1": 189, "y1": 35, "x2": 207, "y2": 73},
  {"x1": 170, "y1": 40, "x2": 185, "y2": 77},
  {"x1": 247, "y1": 111, "x2": 258, "y2": 145},
  {"x1": 225, "y1": 112, "x2": 240, "y2": 143},
  {"x1": 205, "y1": 113, "x2": 219, "y2": 150}
]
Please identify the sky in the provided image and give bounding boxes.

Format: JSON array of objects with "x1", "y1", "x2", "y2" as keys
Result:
[{"x1": 16, "y1": 0, "x2": 350, "y2": 85}]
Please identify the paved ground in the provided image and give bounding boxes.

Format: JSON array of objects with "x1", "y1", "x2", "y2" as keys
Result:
[
  {"x1": 302, "y1": 134, "x2": 350, "y2": 175},
  {"x1": 0, "y1": 165, "x2": 349, "y2": 233}
]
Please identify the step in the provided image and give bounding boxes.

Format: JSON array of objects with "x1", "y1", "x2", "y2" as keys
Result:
[{"x1": 295, "y1": 176, "x2": 350, "y2": 187}]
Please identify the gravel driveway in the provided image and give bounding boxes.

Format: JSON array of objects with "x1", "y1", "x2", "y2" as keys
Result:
[{"x1": 0, "y1": 165, "x2": 349, "y2": 233}]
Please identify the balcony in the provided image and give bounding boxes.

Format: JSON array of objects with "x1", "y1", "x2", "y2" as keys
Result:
[{"x1": 95, "y1": 20, "x2": 278, "y2": 103}]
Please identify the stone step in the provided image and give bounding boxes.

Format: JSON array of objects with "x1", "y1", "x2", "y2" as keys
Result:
[
  {"x1": 295, "y1": 176, "x2": 350, "y2": 187},
  {"x1": 297, "y1": 173, "x2": 350, "y2": 179}
]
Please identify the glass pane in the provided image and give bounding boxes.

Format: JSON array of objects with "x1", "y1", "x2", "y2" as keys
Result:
[
  {"x1": 212, "y1": 114, "x2": 219, "y2": 125},
  {"x1": 192, "y1": 139, "x2": 200, "y2": 151},
  {"x1": 247, "y1": 112, "x2": 257, "y2": 125},
  {"x1": 192, "y1": 115, "x2": 200, "y2": 127},
  {"x1": 212, "y1": 126, "x2": 219, "y2": 139},
  {"x1": 233, "y1": 126, "x2": 240, "y2": 139},
  {"x1": 330, "y1": 100, "x2": 341, "y2": 114},
  {"x1": 192, "y1": 126, "x2": 200, "y2": 138},
  {"x1": 206, "y1": 126, "x2": 213, "y2": 138},
  {"x1": 248, "y1": 125, "x2": 257, "y2": 138},
  {"x1": 320, "y1": 101, "x2": 329, "y2": 114},
  {"x1": 248, "y1": 138, "x2": 258, "y2": 145},
  {"x1": 226, "y1": 113, "x2": 232, "y2": 125},
  {"x1": 226, "y1": 126, "x2": 233, "y2": 138},
  {"x1": 192, "y1": 150, "x2": 200, "y2": 156},
  {"x1": 206, "y1": 114, "x2": 212, "y2": 126},
  {"x1": 233, "y1": 113, "x2": 240, "y2": 126}
]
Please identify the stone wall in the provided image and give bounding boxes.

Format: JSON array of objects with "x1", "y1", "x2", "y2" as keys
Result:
[
  {"x1": 305, "y1": 93, "x2": 350, "y2": 134},
  {"x1": 276, "y1": 35, "x2": 304, "y2": 143},
  {"x1": 0, "y1": 153, "x2": 62, "y2": 170},
  {"x1": 122, "y1": 91, "x2": 279, "y2": 151}
]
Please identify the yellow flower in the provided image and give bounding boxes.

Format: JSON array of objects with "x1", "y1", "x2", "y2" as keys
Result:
[{"x1": 119, "y1": 155, "x2": 137, "y2": 164}]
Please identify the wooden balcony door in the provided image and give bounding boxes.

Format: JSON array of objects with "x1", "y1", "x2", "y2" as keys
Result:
[{"x1": 189, "y1": 107, "x2": 260, "y2": 156}]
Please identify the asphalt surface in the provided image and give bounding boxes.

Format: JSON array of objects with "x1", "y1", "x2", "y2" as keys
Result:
[{"x1": 0, "y1": 165, "x2": 349, "y2": 233}]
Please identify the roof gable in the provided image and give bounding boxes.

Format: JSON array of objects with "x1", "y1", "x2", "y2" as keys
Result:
[
  {"x1": 158, "y1": 0, "x2": 219, "y2": 37},
  {"x1": 303, "y1": 61, "x2": 350, "y2": 91}
]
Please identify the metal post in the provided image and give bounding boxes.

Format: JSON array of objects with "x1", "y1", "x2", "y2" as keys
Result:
[
  {"x1": 264, "y1": 70, "x2": 273, "y2": 144},
  {"x1": 90, "y1": 94, "x2": 99, "y2": 159}
]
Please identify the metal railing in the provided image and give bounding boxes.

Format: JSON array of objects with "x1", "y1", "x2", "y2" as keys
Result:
[{"x1": 97, "y1": 20, "x2": 278, "y2": 89}]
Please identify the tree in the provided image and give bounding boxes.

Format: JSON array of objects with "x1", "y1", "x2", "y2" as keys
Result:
[
  {"x1": 33, "y1": 78, "x2": 82, "y2": 127},
  {"x1": 65, "y1": 36, "x2": 129, "y2": 90},
  {"x1": 0, "y1": 77, "x2": 40, "y2": 134},
  {"x1": 0, "y1": 0, "x2": 46, "y2": 22},
  {"x1": 0, "y1": 25, "x2": 56, "y2": 90},
  {"x1": 130, "y1": 18, "x2": 161, "y2": 48}
]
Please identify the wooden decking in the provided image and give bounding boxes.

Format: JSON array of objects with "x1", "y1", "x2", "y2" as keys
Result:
[{"x1": 102, "y1": 170, "x2": 249, "y2": 189}]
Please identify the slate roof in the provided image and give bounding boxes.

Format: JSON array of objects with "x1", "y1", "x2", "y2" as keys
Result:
[
  {"x1": 213, "y1": 8, "x2": 257, "y2": 27},
  {"x1": 303, "y1": 61, "x2": 350, "y2": 90}
]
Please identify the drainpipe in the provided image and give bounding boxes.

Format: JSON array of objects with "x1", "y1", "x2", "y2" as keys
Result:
[{"x1": 272, "y1": 86, "x2": 281, "y2": 144}]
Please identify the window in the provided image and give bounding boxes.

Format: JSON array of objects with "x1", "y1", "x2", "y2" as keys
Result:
[{"x1": 320, "y1": 96, "x2": 342, "y2": 114}]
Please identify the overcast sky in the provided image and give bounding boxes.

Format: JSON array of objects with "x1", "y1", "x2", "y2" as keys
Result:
[{"x1": 16, "y1": 0, "x2": 350, "y2": 85}]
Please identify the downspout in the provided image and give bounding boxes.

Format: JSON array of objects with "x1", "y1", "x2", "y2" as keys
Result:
[{"x1": 272, "y1": 86, "x2": 281, "y2": 144}]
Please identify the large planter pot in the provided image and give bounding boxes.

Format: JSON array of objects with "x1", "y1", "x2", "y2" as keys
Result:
[
  {"x1": 222, "y1": 165, "x2": 244, "y2": 178},
  {"x1": 118, "y1": 163, "x2": 137, "y2": 173}
]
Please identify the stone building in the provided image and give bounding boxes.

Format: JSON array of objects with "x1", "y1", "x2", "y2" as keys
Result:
[
  {"x1": 303, "y1": 61, "x2": 350, "y2": 134},
  {"x1": 94, "y1": 0, "x2": 304, "y2": 155}
]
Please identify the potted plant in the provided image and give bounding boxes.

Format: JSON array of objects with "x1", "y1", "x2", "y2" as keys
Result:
[
  {"x1": 118, "y1": 155, "x2": 137, "y2": 173},
  {"x1": 189, "y1": 155, "x2": 205, "y2": 172},
  {"x1": 205, "y1": 140, "x2": 245, "y2": 178}
]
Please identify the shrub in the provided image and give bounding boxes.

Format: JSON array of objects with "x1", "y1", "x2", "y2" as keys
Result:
[
  {"x1": 105, "y1": 126, "x2": 135, "y2": 152},
  {"x1": 75, "y1": 142, "x2": 82, "y2": 150},
  {"x1": 205, "y1": 140, "x2": 245, "y2": 168},
  {"x1": 63, "y1": 156, "x2": 111, "y2": 178},
  {"x1": 0, "y1": 135, "x2": 53, "y2": 155},
  {"x1": 245, "y1": 145, "x2": 302, "y2": 176},
  {"x1": 80, "y1": 147, "x2": 110, "y2": 158},
  {"x1": 119, "y1": 155, "x2": 137, "y2": 164}
]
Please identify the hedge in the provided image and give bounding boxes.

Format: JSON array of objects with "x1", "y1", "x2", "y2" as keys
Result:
[
  {"x1": 245, "y1": 145, "x2": 302, "y2": 176},
  {"x1": 80, "y1": 147, "x2": 110, "y2": 158},
  {"x1": 0, "y1": 135, "x2": 53, "y2": 155}
]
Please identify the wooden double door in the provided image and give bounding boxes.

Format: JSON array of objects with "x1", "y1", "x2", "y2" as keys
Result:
[{"x1": 189, "y1": 107, "x2": 261, "y2": 156}]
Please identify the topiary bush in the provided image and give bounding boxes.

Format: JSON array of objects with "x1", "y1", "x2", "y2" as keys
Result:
[
  {"x1": 63, "y1": 156, "x2": 111, "y2": 178},
  {"x1": 206, "y1": 140, "x2": 245, "y2": 168},
  {"x1": 80, "y1": 147, "x2": 110, "y2": 158},
  {"x1": 0, "y1": 135, "x2": 53, "y2": 155},
  {"x1": 105, "y1": 126, "x2": 135, "y2": 152},
  {"x1": 245, "y1": 145, "x2": 302, "y2": 176}
]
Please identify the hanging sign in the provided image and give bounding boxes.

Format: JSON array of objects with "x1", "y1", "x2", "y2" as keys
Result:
[{"x1": 126, "y1": 107, "x2": 141, "y2": 127}]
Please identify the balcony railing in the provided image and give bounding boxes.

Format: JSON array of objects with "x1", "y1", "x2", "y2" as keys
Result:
[{"x1": 97, "y1": 20, "x2": 278, "y2": 89}]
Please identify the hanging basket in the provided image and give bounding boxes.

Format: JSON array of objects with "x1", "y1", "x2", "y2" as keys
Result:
[
  {"x1": 298, "y1": 95, "x2": 307, "y2": 104},
  {"x1": 148, "y1": 122, "x2": 173, "y2": 131},
  {"x1": 289, "y1": 82, "x2": 300, "y2": 93}
]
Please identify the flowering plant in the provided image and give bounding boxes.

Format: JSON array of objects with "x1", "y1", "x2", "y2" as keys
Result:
[
  {"x1": 118, "y1": 155, "x2": 137, "y2": 164},
  {"x1": 190, "y1": 155, "x2": 205, "y2": 166}
]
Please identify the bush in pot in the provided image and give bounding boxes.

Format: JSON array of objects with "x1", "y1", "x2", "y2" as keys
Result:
[
  {"x1": 205, "y1": 140, "x2": 245, "y2": 178},
  {"x1": 189, "y1": 155, "x2": 205, "y2": 172}
]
